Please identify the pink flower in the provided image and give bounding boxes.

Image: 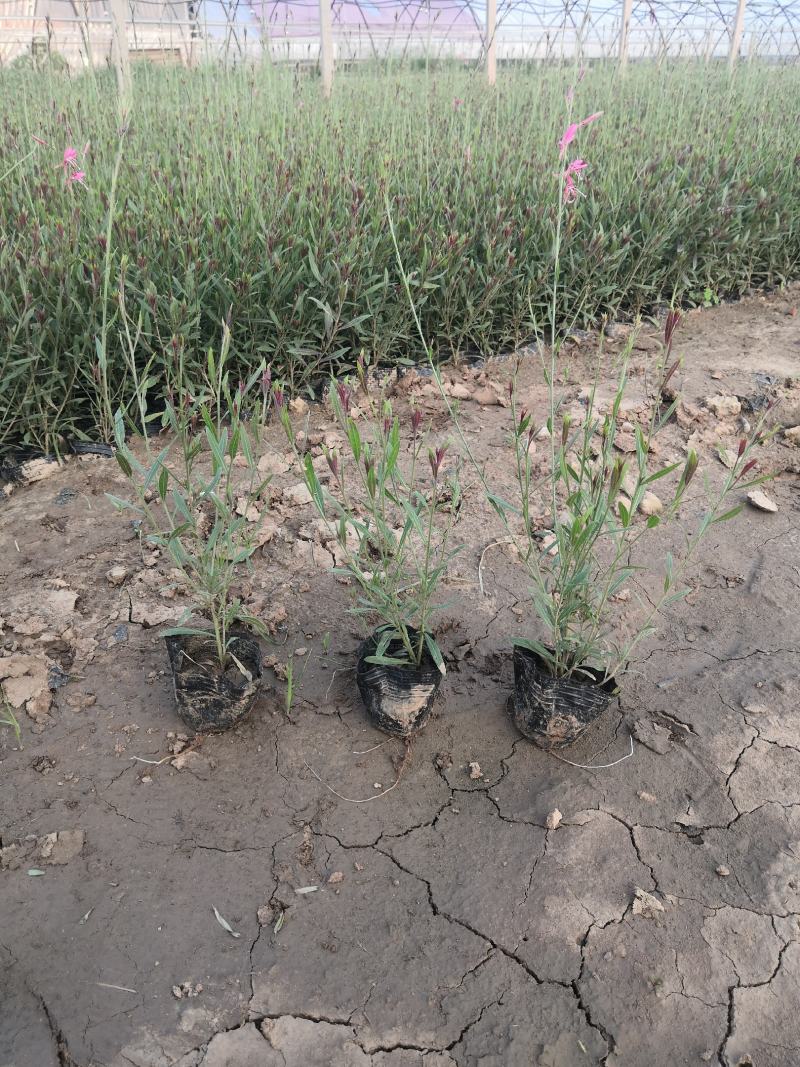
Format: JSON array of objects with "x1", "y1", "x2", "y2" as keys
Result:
[
  {"x1": 61, "y1": 145, "x2": 88, "y2": 186},
  {"x1": 453, "y1": 97, "x2": 463, "y2": 109},
  {"x1": 558, "y1": 112, "x2": 602, "y2": 156},
  {"x1": 562, "y1": 158, "x2": 588, "y2": 204}
]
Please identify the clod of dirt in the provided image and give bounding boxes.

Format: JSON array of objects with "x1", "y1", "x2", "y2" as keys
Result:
[
  {"x1": 106, "y1": 565, "x2": 129, "y2": 586},
  {"x1": 327, "y1": 871, "x2": 344, "y2": 885},
  {"x1": 637, "y1": 790, "x2": 657, "y2": 802},
  {"x1": 614, "y1": 431, "x2": 637, "y2": 453},
  {"x1": 746, "y1": 489, "x2": 778, "y2": 513},
  {"x1": 472, "y1": 386, "x2": 502, "y2": 407},
  {"x1": 171, "y1": 981, "x2": 203, "y2": 999},
  {"x1": 257, "y1": 905, "x2": 275, "y2": 926},
  {"x1": 170, "y1": 751, "x2": 215, "y2": 775},
  {"x1": 639, "y1": 491, "x2": 663, "y2": 516},
  {"x1": 784, "y1": 425, "x2": 800, "y2": 445},
  {"x1": 632, "y1": 719, "x2": 672, "y2": 755},
  {"x1": 434, "y1": 751, "x2": 453, "y2": 771},
  {"x1": 257, "y1": 450, "x2": 291, "y2": 477},
  {"x1": 0, "y1": 829, "x2": 85, "y2": 870},
  {"x1": 0, "y1": 652, "x2": 52, "y2": 724},
  {"x1": 716, "y1": 865, "x2": 731, "y2": 877},
  {"x1": 289, "y1": 396, "x2": 309, "y2": 416},
  {"x1": 281, "y1": 483, "x2": 313, "y2": 508},
  {"x1": 546, "y1": 809, "x2": 563, "y2": 830},
  {"x1": 632, "y1": 886, "x2": 665, "y2": 918},
  {"x1": 705, "y1": 394, "x2": 742, "y2": 417},
  {"x1": 468, "y1": 761, "x2": 482, "y2": 780},
  {"x1": 446, "y1": 382, "x2": 472, "y2": 401}
]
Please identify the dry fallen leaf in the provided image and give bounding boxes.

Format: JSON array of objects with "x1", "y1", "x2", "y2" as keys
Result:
[
  {"x1": 212, "y1": 906, "x2": 241, "y2": 938},
  {"x1": 747, "y1": 489, "x2": 778, "y2": 513}
]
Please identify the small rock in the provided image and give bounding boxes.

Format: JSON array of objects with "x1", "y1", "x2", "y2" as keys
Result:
[
  {"x1": 106, "y1": 565, "x2": 128, "y2": 586},
  {"x1": 746, "y1": 489, "x2": 778, "y2": 513},
  {"x1": 545, "y1": 809, "x2": 563, "y2": 830},
  {"x1": 632, "y1": 886, "x2": 665, "y2": 919},
  {"x1": 468, "y1": 761, "x2": 482, "y2": 780},
  {"x1": 535, "y1": 425, "x2": 551, "y2": 440},
  {"x1": 705, "y1": 395, "x2": 741, "y2": 418},
  {"x1": 327, "y1": 871, "x2": 344, "y2": 884},
  {"x1": 784, "y1": 425, "x2": 800, "y2": 446},
  {"x1": 637, "y1": 791, "x2": 657, "y2": 803},
  {"x1": 716, "y1": 865, "x2": 730, "y2": 877},
  {"x1": 289, "y1": 397, "x2": 309, "y2": 416},
  {"x1": 257, "y1": 905, "x2": 275, "y2": 926},
  {"x1": 614, "y1": 431, "x2": 637, "y2": 453}
]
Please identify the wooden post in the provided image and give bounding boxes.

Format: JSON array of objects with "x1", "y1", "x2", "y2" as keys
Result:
[
  {"x1": 319, "y1": 0, "x2": 334, "y2": 98},
  {"x1": 486, "y1": 0, "x2": 496, "y2": 85},
  {"x1": 619, "y1": 0, "x2": 633, "y2": 70},
  {"x1": 729, "y1": 0, "x2": 746, "y2": 69},
  {"x1": 108, "y1": 0, "x2": 131, "y2": 114}
]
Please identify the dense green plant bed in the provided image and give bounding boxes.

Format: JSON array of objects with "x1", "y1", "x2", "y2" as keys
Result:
[{"x1": 1, "y1": 61, "x2": 799, "y2": 448}]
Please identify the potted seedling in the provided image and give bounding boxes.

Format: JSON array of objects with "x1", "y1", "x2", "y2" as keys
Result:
[
  {"x1": 279, "y1": 375, "x2": 460, "y2": 737},
  {"x1": 109, "y1": 327, "x2": 273, "y2": 733},
  {"x1": 499, "y1": 317, "x2": 774, "y2": 747}
]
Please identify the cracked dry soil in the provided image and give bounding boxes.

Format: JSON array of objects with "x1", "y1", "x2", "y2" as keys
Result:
[{"x1": 1, "y1": 292, "x2": 800, "y2": 1067}]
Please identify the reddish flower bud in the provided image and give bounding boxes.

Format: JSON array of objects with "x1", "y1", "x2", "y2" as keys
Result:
[
  {"x1": 411, "y1": 408, "x2": 422, "y2": 438},
  {"x1": 428, "y1": 444, "x2": 448, "y2": 478},
  {"x1": 737, "y1": 438, "x2": 747, "y2": 458},
  {"x1": 272, "y1": 386, "x2": 285, "y2": 411},
  {"x1": 664, "y1": 309, "x2": 681, "y2": 349},
  {"x1": 738, "y1": 459, "x2": 757, "y2": 479},
  {"x1": 326, "y1": 449, "x2": 339, "y2": 479},
  {"x1": 336, "y1": 381, "x2": 352, "y2": 416},
  {"x1": 261, "y1": 364, "x2": 272, "y2": 397}
]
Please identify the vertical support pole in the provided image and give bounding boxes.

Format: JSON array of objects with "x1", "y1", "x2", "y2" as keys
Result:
[
  {"x1": 619, "y1": 0, "x2": 633, "y2": 71},
  {"x1": 319, "y1": 0, "x2": 334, "y2": 98},
  {"x1": 729, "y1": 0, "x2": 746, "y2": 69},
  {"x1": 108, "y1": 0, "x2": 130, "y2": 115},
  {"x1": 486, "y1": 0, "x2": 496, "y2": 85}
]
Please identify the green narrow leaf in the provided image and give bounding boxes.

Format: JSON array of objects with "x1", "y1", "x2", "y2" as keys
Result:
[
  {"x1": 115, "y1": 452, "x2": 132, "y2": 477},
  {"x1": 424, "y1": 632, "x2": 446, "y2": 676},
  {"x1": 157, "y1": 466, "x2": 168, "y2": 501},
  {"x1": 712, "y1": 504, "x2": 744, "y2": 524}
]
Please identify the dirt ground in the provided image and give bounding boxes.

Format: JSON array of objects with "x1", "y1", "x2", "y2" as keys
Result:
[{"x1": 2, "y1": 291, "x2": 800, "y2": 1067}]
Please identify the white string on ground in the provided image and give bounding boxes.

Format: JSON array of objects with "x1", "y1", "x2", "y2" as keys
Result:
[
  {"x1": 546, "y1": 733, "x2": 634, "y2": 770},
  {"x1": 324, "y1": 665, "x2": 355, "y2": 702},
  {"x1": 478, "y1": 537, "x2": 513, "y2": 596},
  {"x1": 304, "y1": 760, "x2": 403, "y2": 804}
]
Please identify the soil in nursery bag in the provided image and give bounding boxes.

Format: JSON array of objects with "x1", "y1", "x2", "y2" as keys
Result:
[
  {"x1": 511, "y1": 644, "x2": 618, "y2": 749},
  {"x1": 356, "y1": 629, "x2": 442, "y2": 737},
  {"x1": 164, "y1": 629, "x2": 262, "y2": 733}
]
